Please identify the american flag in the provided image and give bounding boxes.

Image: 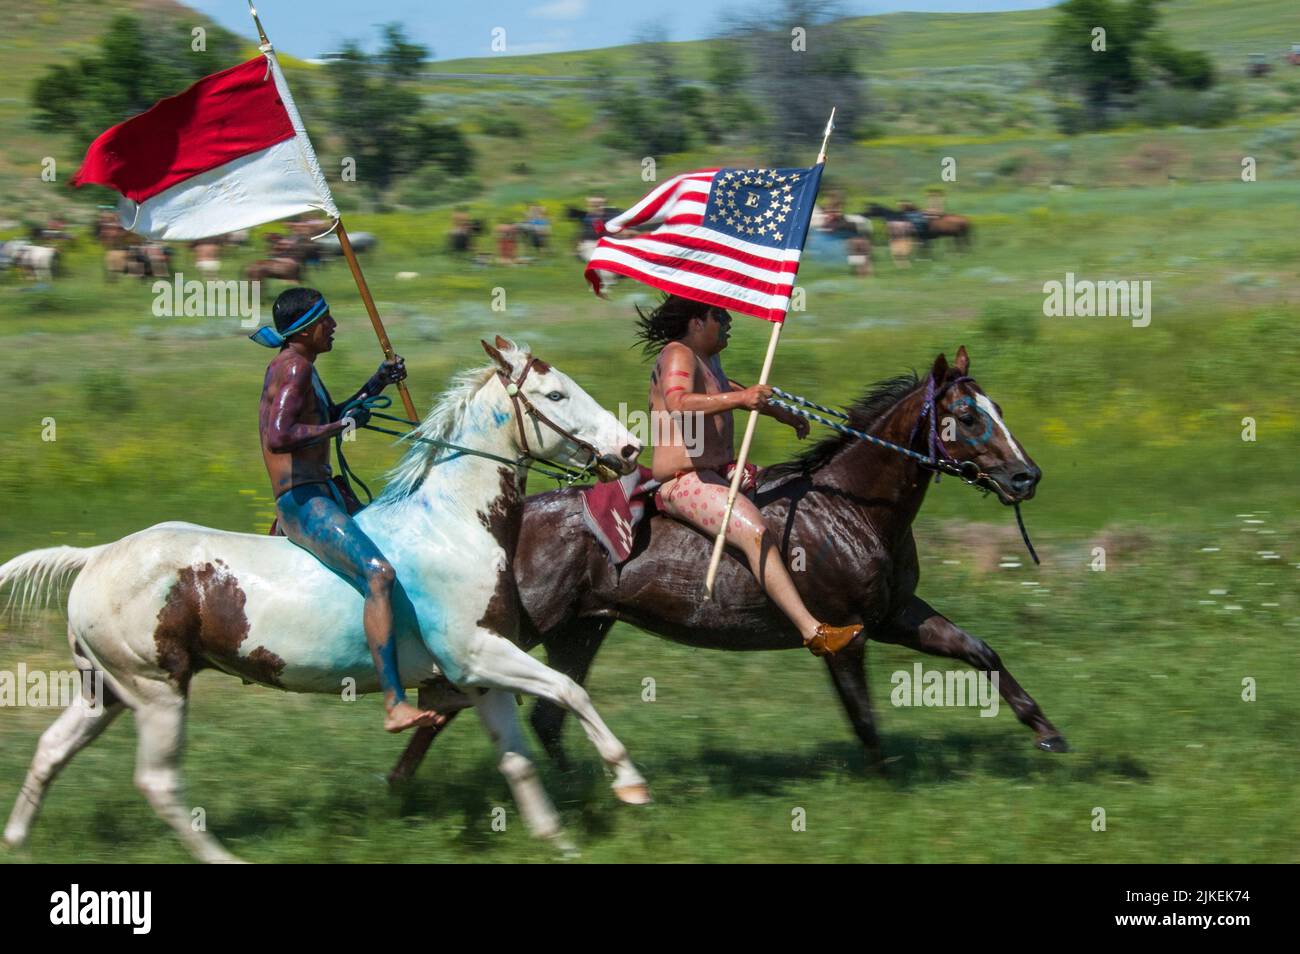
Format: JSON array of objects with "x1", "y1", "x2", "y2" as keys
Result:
[{"x1": 584, "y1": 164, "x2": 825, "y2": 323}]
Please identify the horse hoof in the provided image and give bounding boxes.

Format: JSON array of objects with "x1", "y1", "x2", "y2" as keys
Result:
[
  {"x1": 550, "y1": 834, "x2": 581, "y2": 859},
  {"x1": 613, "y1": 782, "x2": 653, "y2": 805},
  {"x1": 1036, "y1": 734, "x2": 1070, "y2": 753}
]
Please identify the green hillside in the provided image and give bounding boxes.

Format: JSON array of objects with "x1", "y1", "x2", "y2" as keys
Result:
[
  {"x1": 424, "y1": 0, "x2": 1298, "y2": 76},
  {"x1": 5, "y1": 0, "x2": 1299, "y2": 220}
]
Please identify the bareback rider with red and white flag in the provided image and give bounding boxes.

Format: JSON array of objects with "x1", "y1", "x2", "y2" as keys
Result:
[
  {"x1": 253, "y1": 287, "x2": 440, "y2": 733},
  {"x1": 639, "y1": 294, "x2": 862, "y2": 656}
]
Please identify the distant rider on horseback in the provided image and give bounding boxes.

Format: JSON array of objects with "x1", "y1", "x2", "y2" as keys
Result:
[
  {"x1": 640, "y1": 294, "x2": 862, "y2": 656},
  {"x1": 252, "y1": 287, "x2": 440, "y2": 732}
]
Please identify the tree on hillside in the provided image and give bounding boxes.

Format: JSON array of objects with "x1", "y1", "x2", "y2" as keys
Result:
[
  {"x1": 590, "y1": 1, "x2": 869, "y2": 161},
  {"x1": 724, "y1": 0, "x2": 872, "y2": 161},
  {"x1": 705, "y1": 35, "x2": 763, "y2": 136},
  {"x1": 588, "y1": 25, "x2": 716, "y2": 156},
  {"x1": 1045, "y1": 0, "x2": 1217, "y2": 132},
  {"x1": 31, "y1": 15, "x2": 239, "y2": 148},
  {"x1": 330, "y1": 24, "x2": 473, "y2": 197}
]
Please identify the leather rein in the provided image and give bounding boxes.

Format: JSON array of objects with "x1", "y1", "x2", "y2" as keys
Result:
[{"x1": 494, "y1": 356, "x2": 614, "y2": 480}]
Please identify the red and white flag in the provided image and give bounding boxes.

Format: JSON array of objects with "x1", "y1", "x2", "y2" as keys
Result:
[
  {"x1": 71, "y1": 52, "x2": 338, "y2": 240},
  {"x1": 584, "y1": 163, "x2": 824, "y2": 323}
]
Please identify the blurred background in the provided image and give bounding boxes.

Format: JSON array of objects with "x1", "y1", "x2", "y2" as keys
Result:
[{"x1": 0, "y1": 0, "x2": 1297, "y2": 862}]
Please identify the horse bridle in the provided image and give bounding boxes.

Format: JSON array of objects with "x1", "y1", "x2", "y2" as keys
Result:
[
  {"x1": 909, "y1": 373, "x2": 996, "y2": 489},
  {"x1": 494, "y1": 356, "x2": 620, "y2": 482}
]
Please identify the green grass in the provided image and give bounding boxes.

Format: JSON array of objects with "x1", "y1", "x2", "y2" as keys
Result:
[{"x1": 2, "y1": 521, "x2": 1294, "y2": 863}]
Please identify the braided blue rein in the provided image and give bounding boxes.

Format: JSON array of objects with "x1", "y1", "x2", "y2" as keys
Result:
[
  {"x1": 768, "y1": 382, "x2": 1040, "y2": 564},
  {"x1": 769, "y1": 384, "x2": 972, "y2": 477}
]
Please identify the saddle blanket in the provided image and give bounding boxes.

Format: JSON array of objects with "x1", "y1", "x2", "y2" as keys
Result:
[
  {"x1": 580, "y1": 465, "x2": 658, "y2": 565},
  {"x1": 580, "y1": 461, "x2": 758, "y2": 565}
]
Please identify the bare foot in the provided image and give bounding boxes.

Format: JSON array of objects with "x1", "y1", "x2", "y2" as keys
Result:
[{"x1": 384, "y1": 702, "x2": 446, "y2": 733}]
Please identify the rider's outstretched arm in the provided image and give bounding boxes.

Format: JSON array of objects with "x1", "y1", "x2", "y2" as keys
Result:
[{"x1": 660, "y1": 342, "x2": 766, "y2": 415}]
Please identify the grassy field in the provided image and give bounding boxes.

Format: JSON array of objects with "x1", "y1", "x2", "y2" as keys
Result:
[
  {"x1": 1, "y1": 1, "x2": 1298, "y2": 862},
  {"x1": 1, "y1": 519, "x2": 1294, "y2": 863}
]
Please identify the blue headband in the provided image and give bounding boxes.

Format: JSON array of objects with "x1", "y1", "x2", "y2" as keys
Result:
[{"x1": 249, "y1": 296, "x2": 329, "y2": 348}]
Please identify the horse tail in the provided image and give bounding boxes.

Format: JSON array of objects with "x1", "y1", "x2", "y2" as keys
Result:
[{"x1": 0, "y1": 544, "x2": 108, "y2": 618}]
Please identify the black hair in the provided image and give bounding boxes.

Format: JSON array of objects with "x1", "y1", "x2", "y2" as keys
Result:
[
  {"x1": 271, "y1": 286, "x2": 325, "y2": 336},
  {"x1": 633, "y1": 294, "x2": 722, "y2": 358}
]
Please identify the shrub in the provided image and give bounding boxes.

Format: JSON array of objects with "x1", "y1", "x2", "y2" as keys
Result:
[
  {"x1": 83, "y1": 370, "x2": 136, "y2": 414},
  {"x1": 478, "y1": 114, "x2": 524, "y2": 138},
  {"x1": 976, "y1": 300, "x2": 1040, "y2": 347},
  {"x1": 1131, "y1": 84, "x2": 1239, "y2": 128}
]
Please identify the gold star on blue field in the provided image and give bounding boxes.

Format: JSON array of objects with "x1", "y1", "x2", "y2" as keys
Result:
[{"x1": 704, "y1": 166, "x2": 824, "y2": 250}]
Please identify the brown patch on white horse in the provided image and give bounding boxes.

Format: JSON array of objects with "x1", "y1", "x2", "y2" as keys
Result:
[
  {"x1": 475, "y1": 468, "x2": 524, "y2": 639},
  {"x1": 152, "y1": 560, "x2": 283, "y2": 691}
]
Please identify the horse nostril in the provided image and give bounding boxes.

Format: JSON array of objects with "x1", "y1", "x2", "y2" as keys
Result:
[
  {"x1": 621, "y1": 444, "x2": 639, "y2": 460},
  {"x1": 1012, "y1": 470, "x2": 1037, "y2": 489}
]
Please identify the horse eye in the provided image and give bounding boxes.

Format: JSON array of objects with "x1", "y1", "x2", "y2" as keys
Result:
[
  {"x1": 547, "y1": 391, "x2": 564, "y2": 401},
  {"x1": 960, "y1": 414, "x2": 976, "y2": 427}
]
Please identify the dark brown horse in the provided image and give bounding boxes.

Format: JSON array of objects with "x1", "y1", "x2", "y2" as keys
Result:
[
  {"x1": 927, "y1": 213, "x2": 973, "y2": 249},
  {"x1": 389, "y1": 347, "x2": 1066, "y2": 783},
  {"x1": 245, "y1": 256, "x2": 302, "y2": 284},
  {"x1": 865, "y1": 204, "x2": 973, "y2": 251}
]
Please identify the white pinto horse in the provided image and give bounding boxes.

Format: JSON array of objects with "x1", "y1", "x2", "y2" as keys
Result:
[
  {"x1": 1, "y1": 240, "x2": 59, "y2": 282},
  {"x1": 1, "y1": 337, "x2": 648, "y2": 862}
]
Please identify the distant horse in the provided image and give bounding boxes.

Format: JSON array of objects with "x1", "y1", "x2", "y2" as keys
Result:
[
  {"x1": 389, "y1": 347, "x2": 1067, "y2": 784},
  {"x1": 885, "y1": 219, "x2": 915, "y2": 266},
  {"x1": 245, "y1": 256, "x2": 301, "y2": 284},
  {"x1": 192, "y1": 240, "x2": 223, "y2": 277},
  {"x1": 264, "y1": 231, "x2": 320, "y2": 266},
  {"x1": 448, "y1": 216, "x2": 484, "y2": 256},
  {"x1": 94, "y1": 213, "x2": 130, "y2": 280},
  {"x1": 866, "y1": 203, "x2": 972, "y2": 252},
  {"x1": 131, "y1": 244, "x2": 171, "y2": 279},
  {"x1": 1, "y1": 339, "x2": 647, "y2": 862},
  {"x1": 310, "y1": 229, "x2": 375, "y2": 260},
  {"x1": 566, "y1": 204, "x2": 624, "y2": 256},
  {"x1": 927, "y1": 214, "x2": 973, "y2": 250},
  {"x1": 1, "y1": 240, "x2": 59, "y2": 282}
]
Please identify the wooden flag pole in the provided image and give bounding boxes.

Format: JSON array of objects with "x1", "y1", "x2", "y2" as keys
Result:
[
  {"x1": 702, "y1": 320, "x2": 782, "y2": 597},
  {"x1": 336, "y1": 219, "x2": 420, "y2": 422},
  {"x1": 248, "y1": 2, "x2": 419, "y2": 423},
  {"x1": 247, "y1": 2, "x2": 269, "y2": 44},
  {"x1": 703, "y1": 108, "x2": 836, "y2": 599}
]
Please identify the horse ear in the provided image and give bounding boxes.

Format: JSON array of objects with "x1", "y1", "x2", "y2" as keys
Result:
[
  {"x1": 931, "y1": 352, "x2": 950, "y2": 382},
  {"x1": 494, "y1": 334, "x2": 515, "y2": 351},
  {"x1": 954, "y1": 345, "x2": 970, "y2": 375},
  {"x1": 481, "y1": 338, "x2": 513, "y2": 375}
]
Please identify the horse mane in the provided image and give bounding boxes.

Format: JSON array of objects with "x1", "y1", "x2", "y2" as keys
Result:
[
  {"x1": 762, "y1": 371, "x2": 920, "y2": 485},
  {"x1": 373, "y1": 342, "x2": 529, "y2": 505}
]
